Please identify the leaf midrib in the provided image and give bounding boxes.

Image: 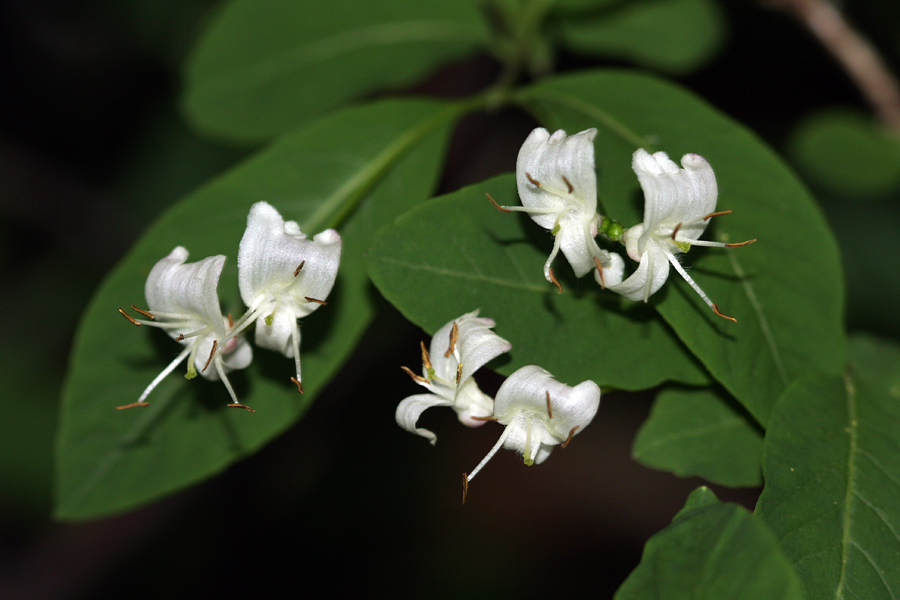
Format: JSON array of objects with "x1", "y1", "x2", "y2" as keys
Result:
[{"x1": 835, "y1": 372, "x2": 859, "y2": 600}]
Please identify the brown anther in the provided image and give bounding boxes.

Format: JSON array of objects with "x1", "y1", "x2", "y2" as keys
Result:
[
  {"x1": 548, "y1": 268, "x2": 563, "y2": 294},
  {"x1": 525, "y1": 172, "x2": 541, "y2": 187},
  {"x1": 227, "y1": 403, "x2": 256, "y2": 413},
  {"x1": 486, "y1": 193, "x2": 510, "y2": 213},
  {"x1": 294, "y1": 260, "x2": 306, "y2": 277},
  {"x1": 456, "y1": 362, "x2": 462, "y2": 385},
  {"x1": 401, "y1": 366, "x2": 430, "y2": 385},
  {"x1": 201, "y1": 340, "x2": 218, "y2": 373},
  {"x1": 444, "y1": 322, "x2": 459, "y2": 357},
  {"x1": 725, "y1": 238, "x2": 757, "y2": 248},
  {"x1": 130, "y1": 305, "x2": 155, "y2": 319},
  {"x1": 703, "y1": 210, "x2": 732, "y2": 221},
  {"x1": 175, "y1": 333, "x2": 185, "y2": 342},
  {"x1": 545, "y1": 390, "x2": 554, "y2": 419},
  {"x1": 593, "y1": 256, "x2": 605, "y2": 289},
  {"x1": 562, "y1": 175, "x2": 574, "y2": 194},
  {"x1": 712, "y1": 304, "x2": 737, "y2": 323},
  {"x1": 470, "y1": 415, "x2": 498, "y2": 422},
  {"x1": 118, "y1": 307, "x2": 140, "y2": 326},
  {"x1": 671, "y1": 222, "x2": 682, "y2": 240},
  {"x1": 290, "y1": 377, "x2": 304, "y2": 394},
  {"x1": 228, "y1": 313, "x2": 234, "y2": 328},
  {"x1": 420, "y1": 341, "x2": 432, "y2": 370},
  {"x1": 304, "y1": 297, "x2": 327, "y2": 305},
  {"x1": 115, "y1": 401, "x2": 150, "y2": 410},
  {"x1": 561, "y1": 425, "x2": 580, "y2": 448},
  {"x1": 462, "y1": 473, "x2": 469, "y2": 505}
]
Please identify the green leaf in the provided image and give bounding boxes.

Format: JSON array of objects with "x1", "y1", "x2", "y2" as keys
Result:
[
  {"x1": 789, "y1": 109, "x2": 900, "y2": 198},
  {"x1": 519, "y1": 70, "x2": 846, "y2": 424},
  {"x1": 633, "y1": 386, "x2": 763, "y2": 487},
  {"x1": 849, "y1": 332, "x2": 900, "y2": 392},
  {"x1": 615, "y1": 488, "x2": 806, "y2": 600},
  {"x1": 367, "y1": 173, "x2": 708, "y2": 391},
  {"x1": 183, "y1": 0, "x2": 489, "y2": 142},
  {"x1": 555, "y1": 0, "x2": 725, "y2": 74},
  {"x1": 757, "y1": 368, "x2": 900, "y2": 599},
  {"x1": 56, "y1": 98, "x2": 462, "y2": 520}
]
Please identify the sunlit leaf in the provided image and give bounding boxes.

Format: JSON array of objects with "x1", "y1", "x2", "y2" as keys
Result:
[
  {"x1": 367, "y1": 174, "x2": 709, "y2": 392},
  {"x1": 757, "y1": 362, "x2": 900, "y2": 600},
  {"x1": 615, "y1": 488, "x2": 805, "y2": 600},
  {"x1": 56, "y1": 99, "x2": 463, "y2": 520},
  {"x1": 518, "y1": 70, "x2": 846, "y2": 424},
  {"x1": 183, "y1": 0, "x2": 489, "y2": 141},
  {"x1": 633, "y1": 386, "x2": 762, "y2": 487}
]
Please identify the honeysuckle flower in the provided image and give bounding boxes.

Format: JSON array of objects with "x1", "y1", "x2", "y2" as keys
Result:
[
  {"x1": 606, "y1": 149, "x2": 755, "y2": 321},
  {"x1": 463, "y1": 365, "x2": 600, "y2": 498},
  {"x1": 489, "y1": 127, "x2": 624, "y2": 292},
  {"x1": 117, "y1": 246, "x2": 254, "y2": 411},
  {"x1": 396, "y1": 310, "x2": 512, "y2": 445},
  {"x1": 229, "y1": 201, "x2": 341, "y2": 393}
]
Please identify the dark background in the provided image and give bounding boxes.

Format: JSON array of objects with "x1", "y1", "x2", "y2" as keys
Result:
[{"x1": 1, "y1": 0, "x2": 898, "y2": 597}]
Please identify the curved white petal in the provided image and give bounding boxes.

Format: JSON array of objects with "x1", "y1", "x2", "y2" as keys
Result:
[
  {"x1": 607, "y1": 241, "x2": 671, "y2": 302},
  {"x1": 238, "y1": 201, "x2": 342, "y2": 318},
  {"x1": 516, "y1": 128, "x2": 598, "y2": 230},
  {"x1": 557, "y1": 214, "x2": 608, "y2": 278},
  {"x1": 427, "y1": 310, "x2": 511, "y2": 385},
  {"x1": 395, "y1": 393, "x2": 452, "y2": 445},
  {"x1": 145, "y1": 247, "x2": 227, "y2": 340},
  {"x1": 253, "y1": 308, "x2": 297, "y2": 356},
  {"x1": 454, "y1": 378, "x2": 495, "y2": 427},
  {"x1": 633, "y1": 149, "x2": 717, "y2": 242}
]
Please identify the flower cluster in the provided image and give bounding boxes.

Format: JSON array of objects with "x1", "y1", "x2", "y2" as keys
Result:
[
  {"x1": 117, "y1": 201, "x2": 341, "y2": 412},
  {"x1": 493, "y1": 127, "x2": 755, "y2": 320},
  {"x1": 396, "y1": 312, "x2": 601, "y2": 502}
]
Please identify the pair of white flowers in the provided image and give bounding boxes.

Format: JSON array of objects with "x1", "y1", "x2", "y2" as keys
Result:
[
  {"x1": 494, "y1": 127, "x2": 754, "y2": 321},
  {"x1": 395, "y1": 311, "x2": 601, "y2": 501},
  {"x1": 117, "y1": 202, "x2": 341, "y2": 412}
]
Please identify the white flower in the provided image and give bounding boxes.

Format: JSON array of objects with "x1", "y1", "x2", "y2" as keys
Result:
[
  {"x1": 396, "y1": 310, "x2": 512, "y2": 445},
  {"x1": 490, "y1": 127, "x2": 624, "y2": 291},
  {"x1": 117, "y1": 246, "x2": 254, "y2": 411},
  {"x1": 607, "y1": 149, "x2": 755, "y2": 321},
  {"x1": 230, "y1": 201, "x2": 341, "y2": 393},
  {"x1": 464, "y1": 365, "x2": 601, "y2": 491}
]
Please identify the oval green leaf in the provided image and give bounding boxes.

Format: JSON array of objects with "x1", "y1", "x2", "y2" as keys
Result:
[
  {"x1": 183, "y1": 0, "x2": 489, "y2": 142},
  {"x1": 757, "y1": 368, "x2": 900, "y2": 600},
  {"x1": 55, "y1": 98, "x2": 462, "y2": 520},
  {"x1": 367, "y1": 173, "x2": 708, "y2": 391},
  {"x1": 615, "y1": 488, "x2": 805, "y2": 600},
  {"x1": 633, "y1": 386, "x2": 763, "y2": 487},
  {"x1": 519, "y1": 70, "x2": 846, "y2": 424}
]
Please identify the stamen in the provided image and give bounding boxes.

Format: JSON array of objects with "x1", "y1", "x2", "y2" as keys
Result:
[
  {"x1": 561, "y1": 425, "x2": 580, "y2": 448},
  {"x1": 304, "y1": 297, "x2": 327, "y2": 305},
  {"x1": 294, "y1": 260, "x2": 305, "y2": 277},
  {"x1": 724, "y1": 238, "x2": 757, "y2": 248},
  {"x1": 671, "y1": 222, "x2": 682, "y2": 240},
  {"x1": 470, "y1": 416, "x2": 498, "y2": 422},
  {"x1": 175, "y1": 334, "x2": 185, "y2": 341},
  {"x1": 462, "y1": 473, "x2": 469, "y2": 505},
  {"x1": 227, "y1": 403, "x2": 256, "y2": 413},
  {"x1": 420, "y1": 341, "x2": 432, "y2": 370},
  {"x1": 486, "y1": 193, "x2": 510, "y2": 213},
  {"x1": 130, "y1": 305, "x2": 155, "y2": 319},
  {"x1": 545, "y1": 391, "x2": 553, "y2": 419},
  {"x1": 703, "y1": 210, "x2": 732, "y2": 221},
  {"x1": 525, "y1": 172, "x2": 541, "y2": 187},
  {"x1": 401, "y1": 365, "x2": 430, "y2": 385},
  {"x1": 456, "y1": 363, "x2": 462, "y2": 385},
  {"x1": 444, "y1": 322, "x2": 459, "y2": 358},
  {"x1": 290, "y1": 377, "x2": 304, "y2": 394},
  {"x1": 116, "y1": 401, "x2": 150, "y2": 410},
  {"x1": 228, "y1": 313, "x2": 234, "y2": 328},
  {"x1": 201, "y1": 340, "x2": 218, "y2": 373},
  {"x1": 712, "y1": 304, "x2": 738, "y2": 323},
  {"x1": 548, "y1": 268, "x2": 563, "y2": 294},
  {"x1": 118, "y1": 307, "x2": 140, "y2": 326},
  {"x1": 593, "y1": 256, "x2": 605, "y2": 289},
  {"x1": 561, "y1": 175, "x2": 574, "y2": 194}
]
